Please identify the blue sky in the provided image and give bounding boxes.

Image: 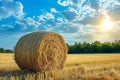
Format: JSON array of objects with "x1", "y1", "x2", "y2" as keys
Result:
[{"x1": 0, "y1": 0, "x2": 120, "y2": 49}]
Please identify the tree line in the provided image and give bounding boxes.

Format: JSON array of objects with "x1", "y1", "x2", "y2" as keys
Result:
[
  {"x1": 67, "y1": 40, "x2": 120, "y2": 53},
  {"x1": 0, "y1": 48, "x2": 13, "y2": 53},
  {"x1": 1, "y1": 40, "x2": 120, "y2": 53}
]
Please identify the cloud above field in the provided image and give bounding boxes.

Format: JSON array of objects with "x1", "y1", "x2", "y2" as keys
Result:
[
  {"x1": 0, "y1": 0, "x2": 24, "y2": 20},
  {"x1": 108, "y1": 7, "x2": 120, "y2": 22},
  {"x1": 1, "y1": 0, "x2": 120, "y2": 34},
  {"x1": 0, "y1": 0, "x2": 120, "y2": 49}
]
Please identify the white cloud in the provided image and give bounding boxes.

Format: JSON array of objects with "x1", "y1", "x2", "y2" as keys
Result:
[
  {"x1": 79, "y1": 5, "x2": 96, "y2": 18},
  {"x1": 45, "y1": 13, "x2": 54, "y2": 19},
  {"x1": 58, "y1": 0, "x2": 73, "y2": 6},
  {"x1": 38, "y1": 13, "x2": 54, "y2": 20},
  {"x1": 1, "y1": 0, "x2": 120, "y2": 44},
  {"x1": 61, "y1": 32, "x2": 94, "y2": 44},
  {"x1": 57, "y1": 0, "x2": 120, "y2": 25},
  {"x1": 58, "y1": 23, "x2": 80, "y2": 33},
  {"x1": 61, "y1": 20, "x2": 120, "y2": 43},
  {"x1": 50, "y1": 8, "x2": 57, "y2": 13},
  {"x1": 90, "y1": 20, "x2": 120, "y2": 42},
  {"x1": 25, "y1": 17, "x2": 40, "y2": 28},
  {"x1": 0, "y1": 0, "x2": 24, "y2": 20},
  {"x1": 60, "y1": 4, "x2": 96, "y2": 22},
  {"x1": 108, "y1": 7, "x2": 120, "y2": 22},
  {"x1": 99, "y1": 0, "x2": 120, "y2": 10}
]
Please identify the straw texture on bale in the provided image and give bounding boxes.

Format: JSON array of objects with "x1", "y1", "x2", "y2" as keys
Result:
[{"x1": 14, "y1": 31, "x2": 68, "y2": 72}]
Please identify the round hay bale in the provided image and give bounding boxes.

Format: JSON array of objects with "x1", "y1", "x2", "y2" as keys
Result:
[{"x1": 14, "y1": 31, "x2": 68, "y2": 72}]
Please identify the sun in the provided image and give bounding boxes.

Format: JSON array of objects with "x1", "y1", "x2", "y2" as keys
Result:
[
  {"x1": 98, "y1": 9, "x2": 114, "y2": 31},
  {"x1": 101, "y1": 18, "x2": 114, "y2": 30},
  {"x1": 99, "y1": 16, "x2": 115, "y2": 32}
]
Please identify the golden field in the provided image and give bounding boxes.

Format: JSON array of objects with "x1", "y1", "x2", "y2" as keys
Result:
[{"x1": 0, "y1": 53, "x2": 120, "y2": 80}]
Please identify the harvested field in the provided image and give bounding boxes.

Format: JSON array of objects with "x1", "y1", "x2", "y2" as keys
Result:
[{"x1": 0, "y1": 53, "x2": 120, "y2": 80}]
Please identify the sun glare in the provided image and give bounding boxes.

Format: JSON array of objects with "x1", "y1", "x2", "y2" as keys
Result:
[
  {"x1": 98, "y1": 9, "x2": 115, "y2": 31},
  {"x1": 101, "y1": 18, "x2": 114, "y2": 30}
]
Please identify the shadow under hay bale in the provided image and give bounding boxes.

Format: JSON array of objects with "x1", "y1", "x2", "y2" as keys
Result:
[{"x1": 14, "y1": 31, "x2": 68, "y2": 72}]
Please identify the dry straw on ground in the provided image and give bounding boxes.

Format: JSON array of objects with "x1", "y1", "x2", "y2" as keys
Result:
[{"x1": 14, "y1": 31, "x2": 68, "y2": 72}]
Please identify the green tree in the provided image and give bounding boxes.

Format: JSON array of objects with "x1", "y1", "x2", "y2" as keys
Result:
[
  {"x1": 82, "y1": 42, "x2": 91, "y2": 53},
  {"x1": 67, "y1": 40, "x2": 120, "y2": 54},
  {"x1": 91, "y1": 41, "x2": 102, "y2": 53},
  {"x1": 102, "y1": 42, "x2": 113, "y2": 53},
  {"x1": 0, "y1": 48, "x2": 5, "y2": 53}
]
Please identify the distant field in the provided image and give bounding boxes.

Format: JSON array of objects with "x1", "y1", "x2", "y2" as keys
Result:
[
  {"x1": 0, "y1": 53, "x2": 120, "y2": 71},
  {"x1": 0, "y1": 53, "x2": 120, "y2": 80},
  {"x1": 0, "y1": 54, "x2": 20, "y2": 72}
]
